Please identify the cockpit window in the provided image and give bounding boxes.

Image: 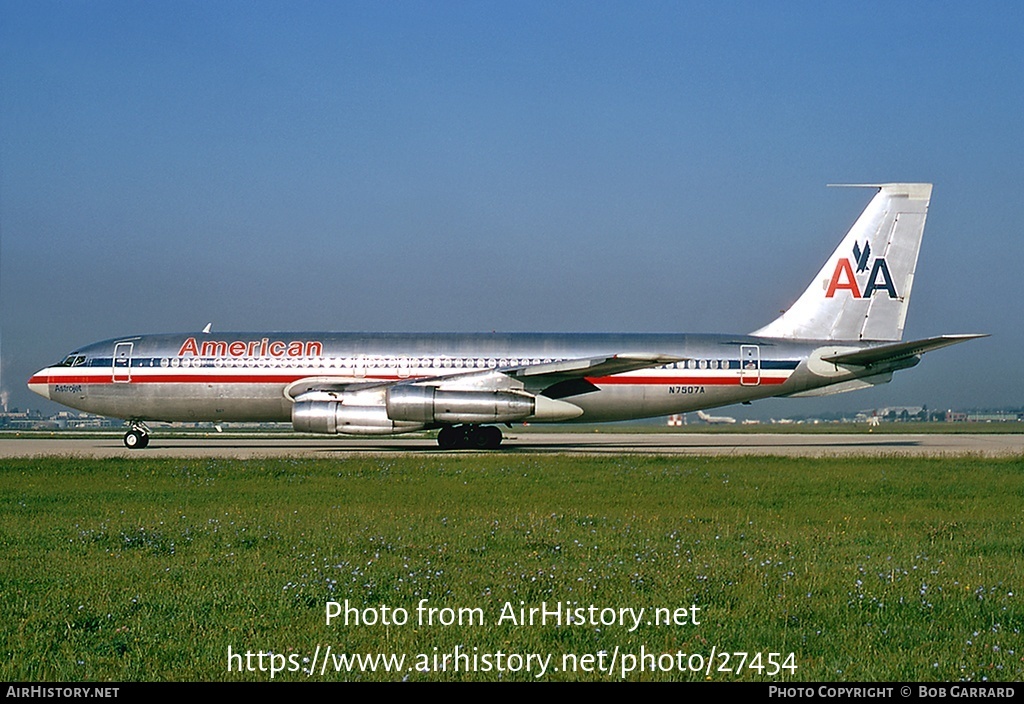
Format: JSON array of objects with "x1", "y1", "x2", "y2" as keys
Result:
[{"x1": 58, "y1": 355, "x2": 87, "y2": 367}]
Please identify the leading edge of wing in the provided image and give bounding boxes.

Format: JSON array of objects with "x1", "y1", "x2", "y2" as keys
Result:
[
  {"x1": 821, "y1": 334, "x2": 988, "y2": 367},
  {"x1": 506, "y1": 353, "x2": 685, "y2": 380}
]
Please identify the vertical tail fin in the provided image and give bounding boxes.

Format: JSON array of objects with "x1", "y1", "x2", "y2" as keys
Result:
[{"x1": 752, "y1": 183, "x2": 932, "y2": 342}]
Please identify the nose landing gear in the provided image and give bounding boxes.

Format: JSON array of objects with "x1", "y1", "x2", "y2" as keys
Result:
[{"x1": 123, "y1": 421, "x2": 150, "y2": 449}]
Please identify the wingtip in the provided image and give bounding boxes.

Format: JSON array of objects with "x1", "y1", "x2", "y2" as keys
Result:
[{"x1": 942, "y1": 333, "x2": 989, "y2": 340}]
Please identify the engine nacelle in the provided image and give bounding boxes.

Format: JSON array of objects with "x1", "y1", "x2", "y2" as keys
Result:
[
  {"x1": 292, "y1": 400, "x2": 425, "y2": 435},
  {"x1": 386, "y1": 386, "x2": 533, "y2": 424},
  {"x1": 385, "y1": 386, "x2": 582, "y2": 424}
]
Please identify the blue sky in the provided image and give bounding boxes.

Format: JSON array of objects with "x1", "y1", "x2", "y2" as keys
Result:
[{"x1": 2, "y1": 1, "x2": 1022, "y2": 416}]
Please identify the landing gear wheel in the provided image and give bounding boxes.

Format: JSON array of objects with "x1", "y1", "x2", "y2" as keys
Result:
[
  {"x1": 437, "y1": 425, "x2": 502, "y2": 450},
  {"x1": 482, "y1": 425, "x2": 503, "y2": 449},
  {"x1": 437, "y1": 426, "x2": 460, "y2": 450},
  {"x1": 124, "y1": 429, "x2": 149, "y2": 449},
  {"x1": 469, "y1": 426, "x2": 491, "y2": 449}
]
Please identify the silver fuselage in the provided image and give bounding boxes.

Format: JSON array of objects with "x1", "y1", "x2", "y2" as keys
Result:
[{"x1": 28, "y1": 331, "x2": 913, "y2": 425}]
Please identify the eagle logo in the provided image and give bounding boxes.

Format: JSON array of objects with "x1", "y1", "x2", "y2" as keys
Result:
[{"x1": 852, "y1": 241, "x2": 871, "y2": 273}]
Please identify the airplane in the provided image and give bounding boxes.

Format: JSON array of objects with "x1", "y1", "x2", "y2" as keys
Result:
[
  {"x1": 696, "y1": 410, "x2": 736, "y2": 425},
  {"x1": 28, "y1": 183, "x2": 985, "y2": 450}
]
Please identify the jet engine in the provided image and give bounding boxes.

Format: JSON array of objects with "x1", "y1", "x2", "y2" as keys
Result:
[
  {"x1": 291, "y1": 385, "x2": 582, "y2": 435},
  {"x1": 291, "y1": 399, "x2": 425, "y2": 435},
  {"x1": 385, "y1": 386, "x2": 582, "y2": 424}
]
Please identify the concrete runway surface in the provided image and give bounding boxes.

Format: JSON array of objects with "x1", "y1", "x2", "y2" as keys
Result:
[{"x1": 1, "y1": 432, "x2": 1022, "y2": 458}]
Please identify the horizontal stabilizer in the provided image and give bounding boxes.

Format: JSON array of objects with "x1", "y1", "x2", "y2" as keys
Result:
[
  {"x1": 783, "y1": 372, "x2": 893, "y2": 398},
  {"x1": 822, "y1": 334, "x2": 988, "y2": 367}
]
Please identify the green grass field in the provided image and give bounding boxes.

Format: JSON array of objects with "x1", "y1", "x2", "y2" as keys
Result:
[{"x1": 2, "y1": 454, "x2": 1021, "y2": 681}]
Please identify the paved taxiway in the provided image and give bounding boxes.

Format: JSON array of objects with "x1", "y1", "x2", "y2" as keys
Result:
[{"x1": 1, "y1": 433, "x2": 1022, "y2": 458}]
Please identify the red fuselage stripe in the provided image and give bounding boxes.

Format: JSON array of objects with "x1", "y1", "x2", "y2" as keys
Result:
[
  {"x1": 586, "y1": 375, "x2": 785, "y2": 386},
  {"x1": 32, "y1": 373, "x2": 788, "y2": 387}
]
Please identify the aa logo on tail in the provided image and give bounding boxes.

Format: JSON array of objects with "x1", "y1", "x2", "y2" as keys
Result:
[{"x1": 825, "y1": 241, "x2": 897, "y2": 299}]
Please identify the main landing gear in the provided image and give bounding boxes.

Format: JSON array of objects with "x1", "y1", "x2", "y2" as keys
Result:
[
  {"x1": 436, "y1": 424, "x2": 503, "y2": 450},
  {"x1": 123, "y1": 421, "x2": 150, "y2": 449}
]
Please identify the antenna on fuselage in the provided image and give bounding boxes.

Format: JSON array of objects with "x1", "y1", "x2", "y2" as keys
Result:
[{"x1": 202, "y1": 323, "x2": 212, "y2": 334}]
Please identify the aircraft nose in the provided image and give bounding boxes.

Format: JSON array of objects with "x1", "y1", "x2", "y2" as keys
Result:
[{"x1": 27, "y1": 369, "x2": 51, "y2": 400}]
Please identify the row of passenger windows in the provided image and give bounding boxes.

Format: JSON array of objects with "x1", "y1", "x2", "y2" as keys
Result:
[
  {"x1": 663, "y1": 360, "x2": 732, "y2": 370},
  {"x1": 158, "y1": 356, "x2": 558, "y2": 369},
  {"x1": 150, "y1": 357, "x2": 735, "y2": 370},
  {"x1": 61, "y1": 355, "x2": 737, "y2": 371}
]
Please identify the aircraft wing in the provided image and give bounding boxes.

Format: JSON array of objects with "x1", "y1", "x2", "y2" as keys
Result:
[
  {"x1": 503, "y1": 353, "x2": 684, "y2": 399},
  {"x1": 822, "y1": 334, "x2": 988, "y2": 367},
  {"x1": 283, "y1": 376, "x2": 394, "y2": 399},
  {"x1": 284, "y1": 353, "x2": 683, "y2": 401},
  {"x1": 505, "y1": 353, "x2": 684, "y2": 380}
]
